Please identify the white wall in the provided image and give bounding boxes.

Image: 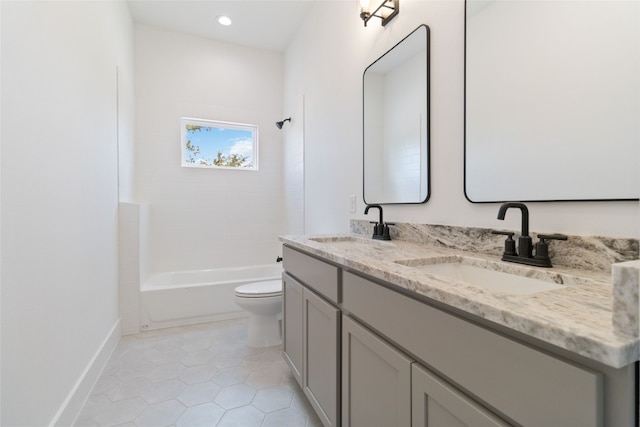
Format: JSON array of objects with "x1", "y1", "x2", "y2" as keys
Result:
[
  {"x1": 134, "y1": 25, "x2": 286, "y2": 275},
  {"x1": 0, "y1": 2, "x2": 3, "y2": 422},
  {"x1": 285, "y1": 2, "x2": 368, "y2": 235},
  {"x1": 0, "y1": 1, "x2": 133, "y2": 425},
  {"x1": 284, "y1": 0, "x2": 639, "y2": 238}
]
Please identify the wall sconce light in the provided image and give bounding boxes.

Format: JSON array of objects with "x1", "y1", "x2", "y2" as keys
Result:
[
  {"x1": 360, "y1": 0, "x2": 399, "y2": 27},
  {"x1": 275, "y1": 117, "x2": 291, "y2": 129}
]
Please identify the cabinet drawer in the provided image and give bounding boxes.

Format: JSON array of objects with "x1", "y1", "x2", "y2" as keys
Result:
[
  {"x1": 343, "y1": 271, "x2": 603, "y2": 426},
  {"x1": 284, "y1": 246, "x2": 339, "y2": 303}
]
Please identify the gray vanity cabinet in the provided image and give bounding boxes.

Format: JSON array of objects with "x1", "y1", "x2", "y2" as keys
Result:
[
  {"x1": 411, "y1": 363, "x2": 510, "y2": 427},
  {"x1": 342, "y1": 315, "x2": 412, "y2": 427},
  {"x1": 282, "y1": 246, "x2": 341, "y2": 427},
  {"x1": 341, "y1": 299, "x2": 509, "y2": 427},
  {"x1": 342, "y1": 270, "x2": 603, "y2": 426},
  {"x1": 341, "y1": 287, "x2": 509, "y2": 427},
  {"x1": 282, "y1": 245, "x2": 634, "y2": 426}
]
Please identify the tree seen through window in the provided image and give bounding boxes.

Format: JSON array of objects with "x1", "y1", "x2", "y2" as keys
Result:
[{"x1": 181, "y1": 118, "x2": 258, "y2": 170}]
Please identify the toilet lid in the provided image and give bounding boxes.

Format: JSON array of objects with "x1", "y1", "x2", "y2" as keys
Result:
[{"x1": 235, "y1": 280, "x2": 282, "y2": 298}]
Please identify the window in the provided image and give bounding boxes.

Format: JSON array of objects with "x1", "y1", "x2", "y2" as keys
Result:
[{"x1": 181, "y1": 117, "x2": 258, "y2": 170}]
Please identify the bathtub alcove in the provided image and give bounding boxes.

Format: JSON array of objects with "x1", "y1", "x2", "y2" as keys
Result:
[
  {"x1": 140, "y1": 264, "x2": 283, "y2": 330},
  {"x1": 118, "y1": 202, "x2": 283, "y2": 332}
]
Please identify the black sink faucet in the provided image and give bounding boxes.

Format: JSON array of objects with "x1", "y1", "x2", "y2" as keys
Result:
[
  {"x1": 365, "y1": 204, "x2": 383, "y2": 225},
  {"x1": 364, "y1": 204, "x2": 393, "y2": 240},
  {"x1": 493, "y1": 202, "x2": 567, "y2": 268},
  {"x1": 497, "y1": 202, "x2": 532, "y2": 257}
]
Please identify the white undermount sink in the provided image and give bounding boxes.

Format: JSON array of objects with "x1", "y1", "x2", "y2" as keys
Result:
[{"x1": 394, "y1": 258, "x2": 565, "y2": 295}]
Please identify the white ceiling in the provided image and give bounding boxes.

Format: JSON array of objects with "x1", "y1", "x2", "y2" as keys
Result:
[{"x1": 127, "y1": 0, "x2": 316, "y2": 52}]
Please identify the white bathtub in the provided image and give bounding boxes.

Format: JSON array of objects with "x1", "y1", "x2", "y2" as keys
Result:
[{"x1": 140, "y1": 264, "x2": 283, "y2": 330}]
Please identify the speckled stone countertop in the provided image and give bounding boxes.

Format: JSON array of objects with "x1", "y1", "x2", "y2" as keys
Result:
[{"x1": 280, "y1": 233, "x2": 639, "y2": 369}]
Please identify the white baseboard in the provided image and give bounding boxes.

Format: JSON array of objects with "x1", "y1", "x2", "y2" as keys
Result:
[{"x1": 50, "y1": 318, "x2": 122, "y2": 427}]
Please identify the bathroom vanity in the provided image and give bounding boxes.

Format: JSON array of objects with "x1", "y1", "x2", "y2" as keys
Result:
[{"x1": 280, "y1": 234, "x2": 638, "y2": 426}]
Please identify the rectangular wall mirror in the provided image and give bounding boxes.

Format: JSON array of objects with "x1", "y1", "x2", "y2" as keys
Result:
[
  {"x1": 363, "y1": 24, "x2": 430, "y2": 204},
  {"x1": 465, "y1": 0, "x2": 639, "y2": 202}
]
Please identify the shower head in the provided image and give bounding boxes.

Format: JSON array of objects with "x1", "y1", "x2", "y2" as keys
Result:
[{"x1": 276, "y1": 117, "x2": 291, "y2": 129}]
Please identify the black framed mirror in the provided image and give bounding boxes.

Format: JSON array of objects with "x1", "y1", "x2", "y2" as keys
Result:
[
  {"x1": 363, "y1": 24, "x2": 430, "y2": 205},
  {"x1": 465, "y1": 0, "x2": 639, "y2": 202}
]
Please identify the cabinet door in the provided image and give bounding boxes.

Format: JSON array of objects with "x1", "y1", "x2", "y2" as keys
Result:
[
  {"x1": 342, "y1": 315, "x2": 412, "y2": 427},
  {"x1": 304, "y1": 288, "x2": 341, "y2": 427},
  {"x1": 283, "y1": 273, "x2": 304, "y2": 386},
  {"x1": 412, "y1": 364, "x2": 511, "y2": 427}
]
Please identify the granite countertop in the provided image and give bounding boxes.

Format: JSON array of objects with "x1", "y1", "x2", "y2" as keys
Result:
[{"x1": 280, "y1": 233, "x2": 639, "y2": 369}]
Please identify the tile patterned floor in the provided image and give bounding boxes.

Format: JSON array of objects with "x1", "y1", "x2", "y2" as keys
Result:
[{"x1": 74, "y1": 318, "x2": 323, "y2": 427}]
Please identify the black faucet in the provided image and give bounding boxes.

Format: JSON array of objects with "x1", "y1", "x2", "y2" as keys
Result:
[
  {"x1": 497, "y1": 202, "x2": 532, "y2": 257},
  {"x1": 493, "y1": 202, "x2": 567, "y2": 267},
  {"x1": 364, "y1": 204, "x2": 393, "y2": 240}
]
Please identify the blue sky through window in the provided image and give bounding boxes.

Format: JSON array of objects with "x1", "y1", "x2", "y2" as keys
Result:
[{"x1": 182, "y1": 118, "x2": 257, "y2": 169}]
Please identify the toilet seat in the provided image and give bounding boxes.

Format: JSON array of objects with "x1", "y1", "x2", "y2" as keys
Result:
[{"x1": 235, "y1": 280, "x2": 282, "y2": 298}]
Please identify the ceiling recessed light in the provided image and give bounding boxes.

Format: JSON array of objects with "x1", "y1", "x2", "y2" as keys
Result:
[{"x1": 216, "y1": 15, "x2": 232, "y2": 26}]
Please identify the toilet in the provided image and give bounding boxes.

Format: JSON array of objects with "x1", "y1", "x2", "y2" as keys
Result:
[{"x1": 234, "y1": 280, "x2": 283, "y2": 348}]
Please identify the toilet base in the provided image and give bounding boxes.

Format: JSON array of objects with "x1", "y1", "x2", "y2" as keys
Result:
[{"x1": 247, "y1": 314, "x2": 282, "y2": 348}]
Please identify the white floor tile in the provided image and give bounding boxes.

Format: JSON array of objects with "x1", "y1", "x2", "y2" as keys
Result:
[
  {"x1": 179, "y1": 363, "x2": 219, "y2": 385},
  {"x1": 146, "y1": 361, "x2": 187, "y2": 383},
  {"x1": 212, "y1": 366, "x2": 250, "y2": 387},
  {"x1": 74, "y1": 318, "x2": 321, "y2": 427},
  {"x1": 262, "y1": 407, "x2": 309, "y2": 427},
  {"x1": 175, "y1": 402, "x2": 226, "y2": 427},
  {"x1": 140, "y1": 378, "x2": 186, "y2": 405},
  {"x1": 217, "y1": 405, "x2": 265, "y2": 427},
  {"x1": 134, "y1": 400, "x2": 185, "y2": 427},
  {"x1": 177, "y1": 381, "x2": 222, "y2": 407},
  {"x1": 92, "y1": 397, "x2": 147, "y2": 426},
  {"x1": 252, "y1": 386, "x2": 295, "y2": 413},
  {"x1": 214, "y1": 383, "x2": 257, "y2": 410}
]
